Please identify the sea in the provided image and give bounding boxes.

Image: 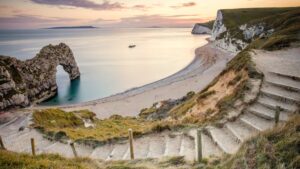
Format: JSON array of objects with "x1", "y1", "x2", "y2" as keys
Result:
[{"x1": 0, "y1": 28, "x2": 208, "y2": 105}]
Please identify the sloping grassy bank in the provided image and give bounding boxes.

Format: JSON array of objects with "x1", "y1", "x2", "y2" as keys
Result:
[
  {"x1": 31, "y1": 7, "x2": 300, "y2": 147},
  {"x1": 32, "y1": 109, "x2": 183, "y2": 146},
  {"x1": 2, "y1": 115, "x2": 299, "y2": 169}
]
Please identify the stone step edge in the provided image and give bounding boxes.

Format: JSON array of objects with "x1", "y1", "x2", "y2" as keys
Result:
[
  {"x1": 257, "y1": 96, "x2": 297, "y2": 112},
  {"x1": 261, "y1": 89, "x2": 300, "y2": 104},
  {"x1": 269, "y1": 72, "x2": 300, "y2": 82},
  {"x1": 265, "y1": 80, "x2": 300, "y2": 93}
]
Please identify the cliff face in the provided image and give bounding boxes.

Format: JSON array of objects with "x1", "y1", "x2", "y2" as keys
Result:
[
  {"x1": 0, "y1": 43, "x2": 80, "y2": 110},
  {"x1": 191, "y1": 23, "x2": 211, "y2": 34},
  {"x1": 210, "y1": 8, "x2": 298, "y2": 53}
]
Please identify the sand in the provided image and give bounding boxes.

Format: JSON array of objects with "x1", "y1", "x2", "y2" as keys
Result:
[{"x1": 30, "y1": 42, "x2": 234, "y2": 119}]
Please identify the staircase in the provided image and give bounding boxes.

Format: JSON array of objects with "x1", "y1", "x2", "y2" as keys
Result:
[{"x1": 0, "y1": 49, "x2": 299, "y2": 161}]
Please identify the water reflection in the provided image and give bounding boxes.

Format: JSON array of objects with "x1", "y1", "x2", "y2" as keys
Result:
[{"x1": 0, "y1": 28, "x2": 208, "y2": 105}]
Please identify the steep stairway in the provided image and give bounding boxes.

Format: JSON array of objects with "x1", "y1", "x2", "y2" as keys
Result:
[{"x1": 0, "y1": 48, "x2": 299, "y2": 161}]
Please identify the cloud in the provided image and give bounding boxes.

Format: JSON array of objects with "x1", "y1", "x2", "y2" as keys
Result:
[
  {"x1": 105, "y1": 14, "x2": 206, "y2": 28},
  {"x1": 171, "y1": 2, "x2": 197, "y2": 9},
  {"x1": 30, "y1": 0, "x2": 125, "y2": 10},
  {"x1": 132, "y1": 4, "x2": 150, "y2": 11},
  {"x1": 0, "y1": 15, "x2": 81, "y2": 29}
]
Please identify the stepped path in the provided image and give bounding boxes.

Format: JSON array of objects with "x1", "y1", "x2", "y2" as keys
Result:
[{"x1": 0, "y1": 48, "x2": 299, "y2": 160}]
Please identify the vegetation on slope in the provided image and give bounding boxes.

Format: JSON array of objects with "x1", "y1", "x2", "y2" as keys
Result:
[
  {"x1": 220, "y1": 7, "x2": 300, "y2": 48},
  {"x1": 32, "y1": 109, "x2": 164, "y2": 145},
  {"x1": 31, "y1": 7, "x2": 300, "y2": 147},
  {"x1": 0, "y1": 151, "x2": 98, "y2": 169},
  {"x1": 248, "y1": 9, "x2": 300, "y2": 51},
  {"x1": 197, "y1": 20, "x2": 215, "y2": 29},
  {"x1": 2, "y1": 115, "x2": 299, "y2": 169},
  {"x1": 221, "y1": 7, "x2": 299, "y2": 30},
  {"x1": 215, "y1": 115, "x2": 300, "y2": 169}
]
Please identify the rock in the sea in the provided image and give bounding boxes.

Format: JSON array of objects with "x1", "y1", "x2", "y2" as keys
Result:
[
  {"x1": 0, "y1": 43, "x2": 80, "y2": 110},
  {"x1": 191, "y1": 23, "x2": 212, "y2": 34}
]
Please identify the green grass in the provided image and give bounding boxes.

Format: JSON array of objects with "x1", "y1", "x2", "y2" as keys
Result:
[
  {"x1": 2, "y1": 115, "x2": 298, "y2": 169},
  {"x1": 33, "y1": 109, "x2": 84, "y2": 128},
  {"x1": 221, "y1": 7, "x2": 298, "y2": 30},
  {"x1": 32, "y1": 109, "x2": 165, "y2": 145},
  {"x1": 197, "y1": 20, "x2": 215, "y2": 29},
  {"x1": 74, "y1": 109, "x2": 96, "y2": 120},
  {"x1": 0, "y1": 150, "x2": 97, "y2": 169},
  {"x1": 197, "y1": 90, "x2": 216, "y2": 103},
  {"x1": 218, "y1": 7, "x2": 300, "y2": 49},
  {"x1": 216, "y1": 80, "x2": 248, "y2": 114},
  {"x1": 168, "y1": 97, "x2": 196, "y2": 119}
]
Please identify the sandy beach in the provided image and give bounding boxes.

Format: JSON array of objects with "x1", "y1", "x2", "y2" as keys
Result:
[{"x1": 32, "y1": 42, "x2": 234, "y2": 119}]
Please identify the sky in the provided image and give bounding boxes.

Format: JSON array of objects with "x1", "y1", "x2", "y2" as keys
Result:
[{"x1": 0, "y1": 0, "x2": 299, "y2": 29}]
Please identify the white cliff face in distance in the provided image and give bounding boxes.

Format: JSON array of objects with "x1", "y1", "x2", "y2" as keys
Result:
[
  {"x1": 211, "y1": 10, "x2": 227, "y2": 40},
  {"x1": 210, "y1": 10, "x2": 275, "y2": 53},
  {"x1": 191, "y1": 24, "x2": 212, "y2": 34}
]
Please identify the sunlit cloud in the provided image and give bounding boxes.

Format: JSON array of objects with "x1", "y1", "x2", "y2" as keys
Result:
[
  {"x1": 107, "y1": 14, "x2": 206, "y2": 28},
  {"x1": 30, "y1": 0, "x2": 125, "y2": 10},
  {"x1": 170, "y1": 2, "x2": 197, "y2": 9},
  {"x1": 0, "y1": 15, "x2": 81, "y2": 29}
]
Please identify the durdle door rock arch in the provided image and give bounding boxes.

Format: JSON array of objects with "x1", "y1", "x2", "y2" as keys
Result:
[{"x1": 0, "y1": 43, "x2": 80, "y2": 110}]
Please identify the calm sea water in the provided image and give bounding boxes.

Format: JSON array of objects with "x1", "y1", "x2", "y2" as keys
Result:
[{"x1": 0, "y1": 28, "x2": 207, "y2": 105}]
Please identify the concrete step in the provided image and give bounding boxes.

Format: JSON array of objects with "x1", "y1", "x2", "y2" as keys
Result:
[
  {"x1": 265, "y1": 72, "x2": 300, "y2": 92},
  {"x1": 225, "y1": 120, "x2": 258, "y2": 142},
  {"x1": 207, "y1": 126, "x2": 240, "y2": 154},
  {"x1": 257, "y1": 95, "x2": 298, "y2": 112},
  {"x1": 179, "y1": 135, "x2": 195, "y2": 161},
  {"x1": 146, "y1": 135, "x2": 166, "y2": 158},
  {"x1": 240, "y1": 113, "x2": 274, "y2": 131},
  {"x1": 261, "y1": 84, "x2": 300, "y2": 103},
  {"x1": 72, "y1": 144, "x2": 94, "y2": 158},
  {"x1": 43, "y1": 141, "x2": 74, "y2": 158},
  {"x1": 201, "y1": 132, "x2": 223, "y2": 158},
  {"x1": 248, "y1": 103, "x2": 290, "y2": 121},
  {"x1": 0, "y1": 115, "x2": 28, "y2": 132},
  {"x1": 90, "y1": 144, "x2": 114, "y2": 160},
  {"x1": 0, "y1": 116, "x2": 19, "y2": 129},
  {"x1": 128, "y1": 136, "x2": 150, "y2": 159},
  {"x1": 269, "y1": 72, "x2": 300, "y2": 82},
  {"x1": 106, "y1": 143, "x2": 128, "y2": 160},
  {"x1": 163, "y1": 134, "x2": 182, "y2": 156}
]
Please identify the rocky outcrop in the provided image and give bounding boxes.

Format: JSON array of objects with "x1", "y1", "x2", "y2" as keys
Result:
[
  {"x1": 211, "y1": 10, "x2": 226, "y2": 40},
  {"x1": 191, "y1": 23, "x2": 211, "y2": 34},
  {"x1": 0, "y1": 43, "x2": 80, "y2": 110},
  {"x1": 211, "y1": 10, "x2": 275, "y2": 53}
]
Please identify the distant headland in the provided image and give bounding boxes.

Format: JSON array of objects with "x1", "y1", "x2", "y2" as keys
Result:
[{"x1": 45, "y1": 26, "x2": 98, "y2": 29}]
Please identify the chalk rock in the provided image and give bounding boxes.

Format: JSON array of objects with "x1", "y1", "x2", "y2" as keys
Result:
[
  {"x1": 0, "y1": 43, "x2": 80, "y2": 110},
  {"x1": 192, "y1": 23, "x2": 212, "y2": 34}
]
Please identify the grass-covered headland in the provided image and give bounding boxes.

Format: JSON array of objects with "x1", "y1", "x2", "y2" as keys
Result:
[{"x1": 2, "y1": 115, "x2": 299, "y2": 169}]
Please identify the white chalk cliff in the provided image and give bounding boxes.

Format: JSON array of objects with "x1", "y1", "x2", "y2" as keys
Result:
[
  {"x1": 191, "y1": 24, "x2": 211, "y2": 34},
  {"x1": 210, "y1": 10, "x2": 275, "y2": 53}
]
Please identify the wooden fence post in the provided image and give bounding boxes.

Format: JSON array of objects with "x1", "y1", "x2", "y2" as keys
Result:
[
  {"x1": 0, "y1": 136, "x2": 5, "y2": 150},
  {"x1": 128, "y1": 128, "x2": 134, "y2": 160},
  {"x1": 31, "y1": 138, "x2": 35, "y2": 156},
  {"x1": 70, "y1": 142, "x2": 78, "y2": 157},
  {"x1": 196, "y1": 129, "x2": 202, "y2": 162}
]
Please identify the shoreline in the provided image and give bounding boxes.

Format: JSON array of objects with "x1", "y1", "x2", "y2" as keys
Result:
[{"x1": 32, "y1": 42, "x2": 234, "y2": 119}]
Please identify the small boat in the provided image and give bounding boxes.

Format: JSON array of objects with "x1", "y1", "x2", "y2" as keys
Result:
[{"x1": 128, "y1": 45, "x2": 136, "y2": 48}]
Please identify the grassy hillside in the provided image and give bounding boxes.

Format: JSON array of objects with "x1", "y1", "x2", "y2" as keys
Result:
[
  {"x1": 1, "y1": 115, "x2": 299, "y2": 169},
  {"x1": 197, "y1": 20, "x2": 215, "y2": 29},
  {"x1": 32, "y1": 109, "x2": 170, "y2": 146},
  {"x1": 218, "y1": 7, "x2": 300, "y2": 47},
  {"x1": 221, "y1": 7, "x2": 299, "y2": 30}
]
